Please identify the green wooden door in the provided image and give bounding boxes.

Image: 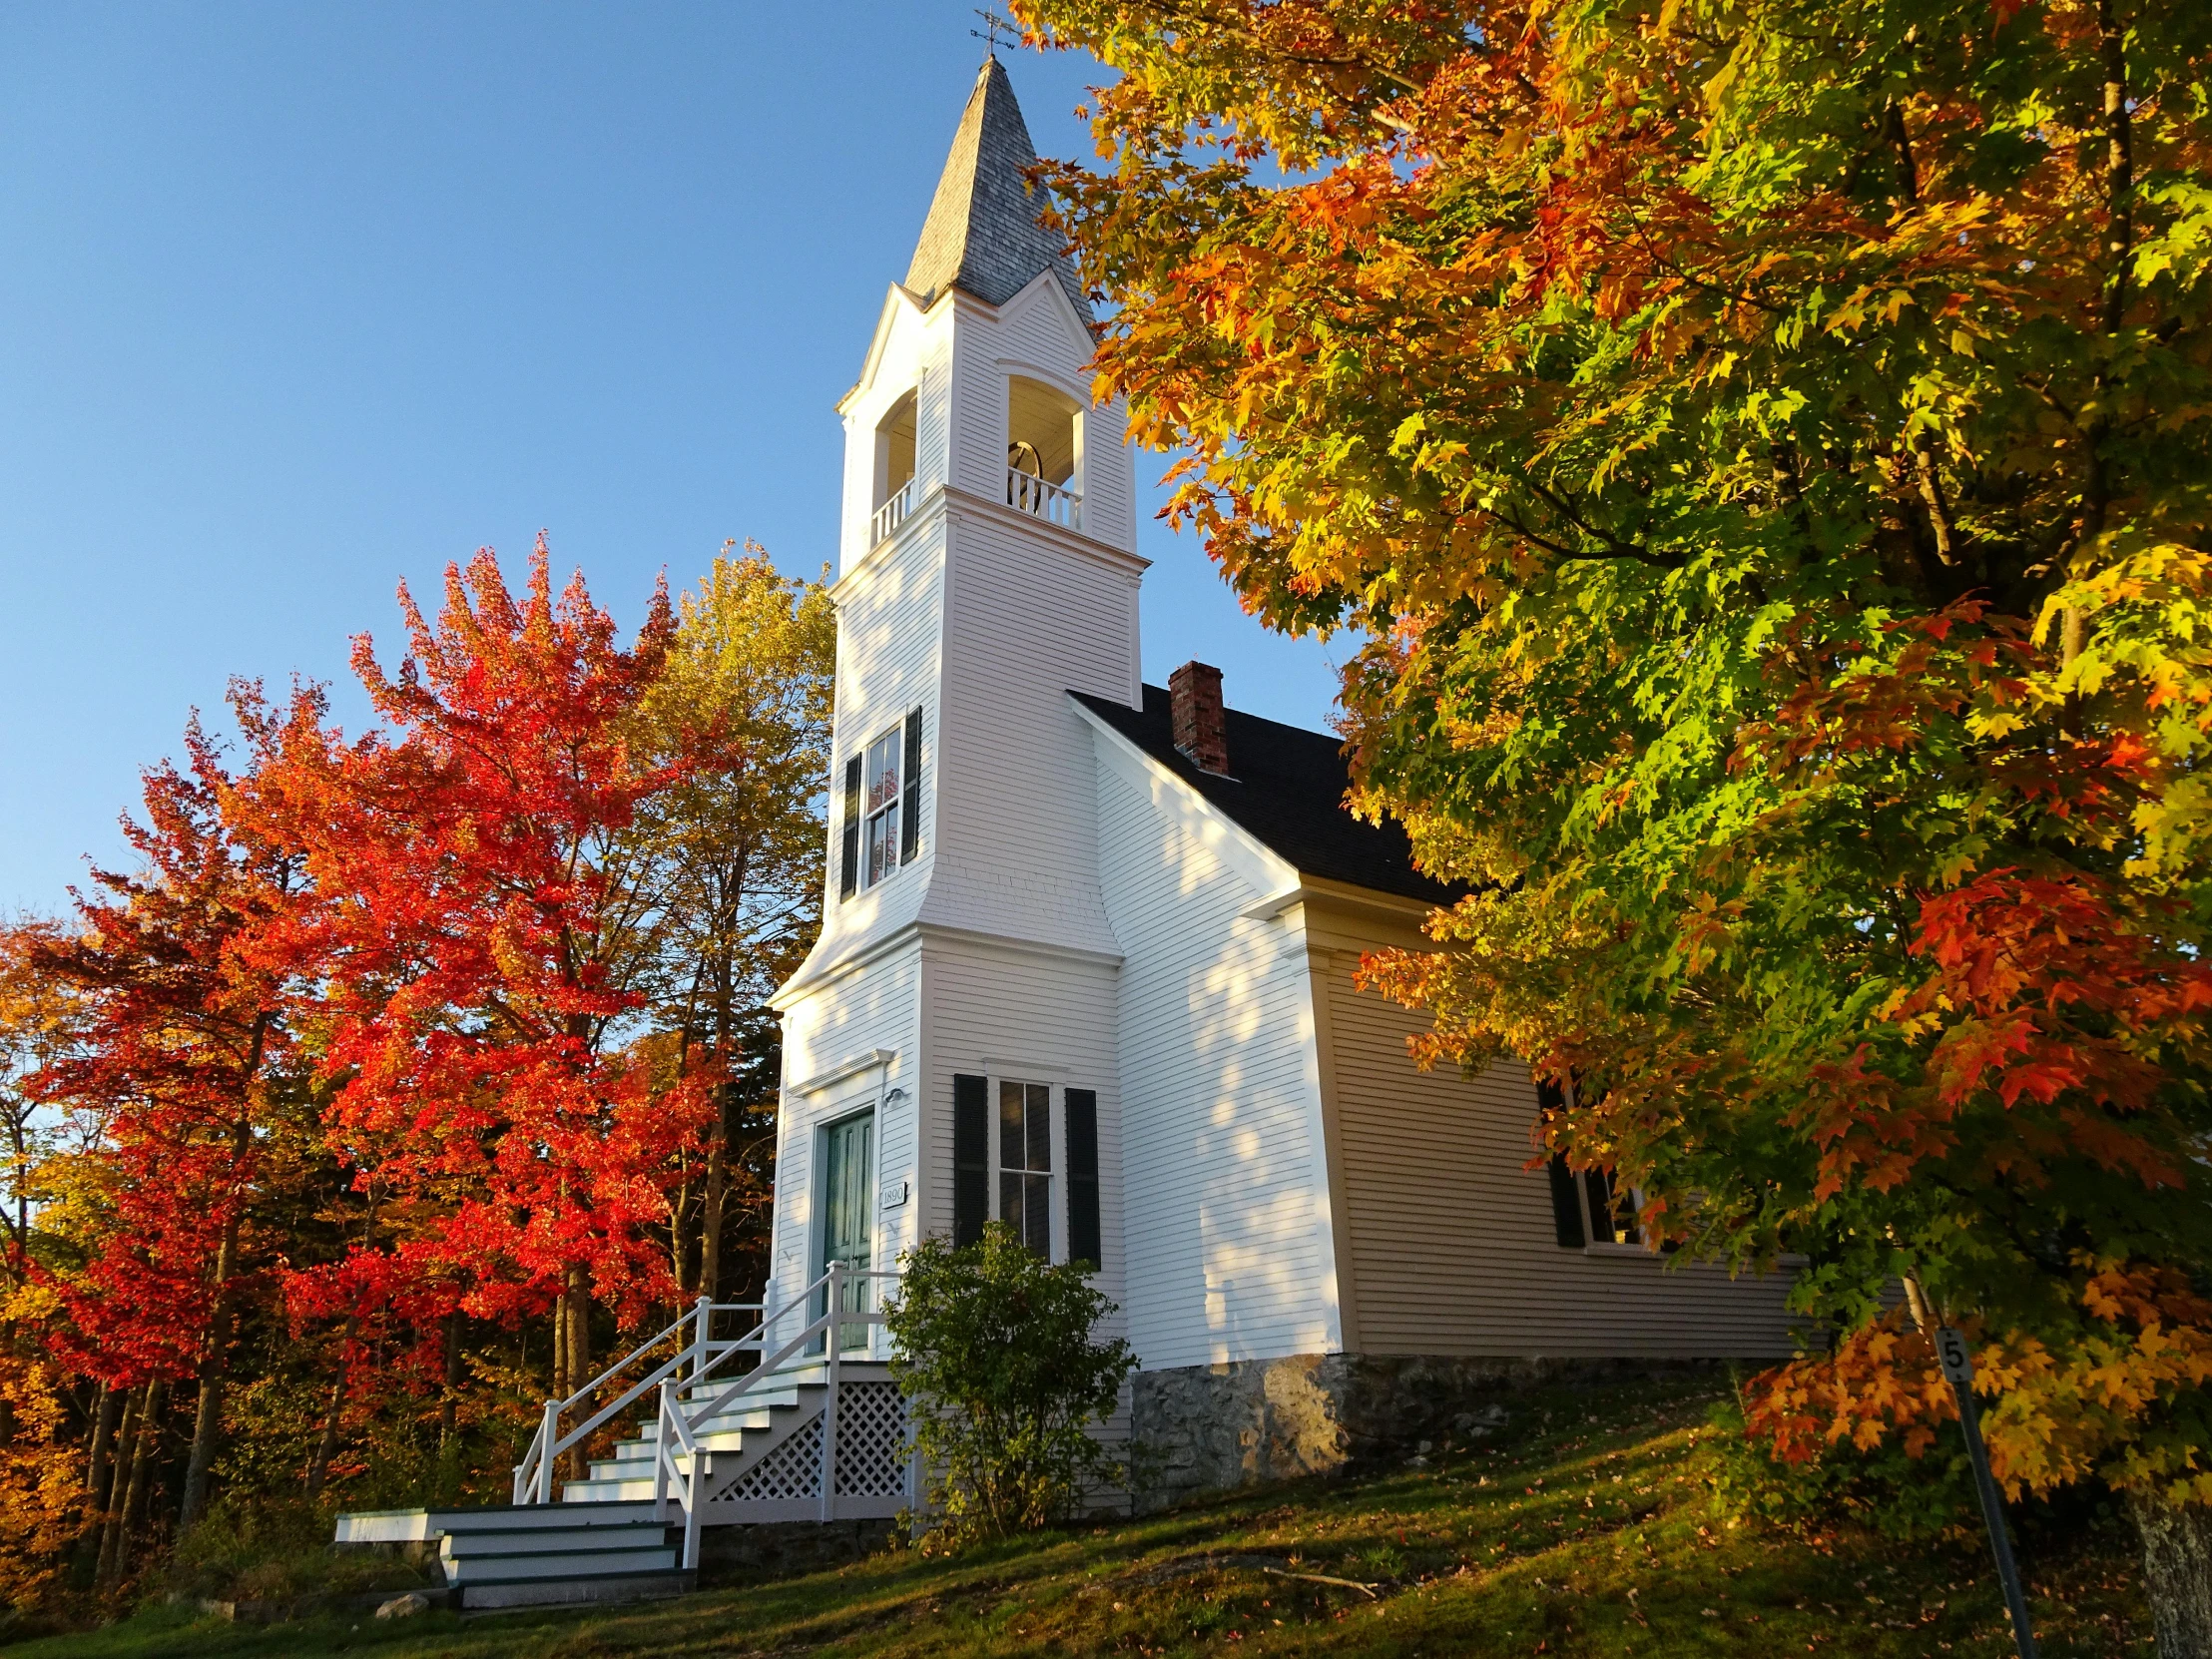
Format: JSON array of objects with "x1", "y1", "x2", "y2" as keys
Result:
[{"x1": 819, "y1": 1114, "x2": 874, "y2": 1350}]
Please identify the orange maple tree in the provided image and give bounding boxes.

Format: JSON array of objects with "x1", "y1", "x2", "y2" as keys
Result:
[{"x1": 1018, "y1": 0, "x2": 2212, "y2": 1622}]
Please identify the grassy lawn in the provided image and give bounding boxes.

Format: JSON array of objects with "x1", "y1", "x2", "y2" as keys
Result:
[{"x1": 5, "y1": 1376, "x2": 2152, "y2": 1658}]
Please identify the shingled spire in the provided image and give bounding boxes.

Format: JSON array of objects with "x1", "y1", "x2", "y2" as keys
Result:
[{"x1": 905, "y1": 57, "x2": 1092, "y2": 320}]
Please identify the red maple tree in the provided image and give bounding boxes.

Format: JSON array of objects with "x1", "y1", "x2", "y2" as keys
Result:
[
  {"x1": 234, "y1": 542, "x2": 717, "y2": 1440},
  {"x1": 30, "y1": 719, "x2": 305, "y2": 1529}
]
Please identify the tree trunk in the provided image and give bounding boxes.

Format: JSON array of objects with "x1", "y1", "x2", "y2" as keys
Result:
[
  {"x1": 551, "y1": 1292, "x2": 569, "y2": 1402},
  {"x1": 2133, "y1": 1492, "x2": 2212, "y2": 1659},
  {"x1": 303, "y1": 1311, "x2": 359, "y2": 1502},
  {"x1": 93, "y1": 1385, "x2": 141, "y2": 1587},
  {"x1": 439, "y1": 1311, "x2": 463, "y2": 1450},
  {"x1": 117, "y1": 1377, "x2": 165, "y2": 1567},
  {"x1": 700, "y1": 1121, "x2": 728, "y2": 1306},
  {"x1": 671, "y1": 1169, "x2": 695, "y2": 1297},
  {"x1": 564, "y1": 1263, "x2": 593, "y2": 1482},
  {"x1": 178, "y1": 1218, "x2": 242, "y2": 1530},
  {"x1": 100, "y1": 1379, "x2": 163, "y2": 1590},
  {"x1": 83, "y1": 1382, "x2": 117, "y2": 1502}
]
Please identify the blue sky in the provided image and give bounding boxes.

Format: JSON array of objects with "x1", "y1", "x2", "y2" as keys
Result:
[{"x1": 0, "y1": 1, "x2": 1347, "y2": 917}]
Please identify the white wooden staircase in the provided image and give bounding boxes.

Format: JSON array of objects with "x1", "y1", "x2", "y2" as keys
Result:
[{"x1": 334, "y1": 1268, "x2": 909, "y2": 1610}]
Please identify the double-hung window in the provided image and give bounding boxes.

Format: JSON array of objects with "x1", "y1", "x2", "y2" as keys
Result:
[
  {"x1": 1572, "y1": 1163, "x2": 1642, "y2": 1247},
  {"x1": 952, "y1": 1074, "x2": 1100, "y2": 1266},
  {"x1": 1540, "y1": 1077, "x2": 1647, "y2": 1252},
  {"x1": 1547, "y1": 1151, "x2": 1646, "y2": 1250},
  {"x1": 839, "y1": 707, "x2": 923, "y2": 899},
  {"x1": 863, "y1": 727, "x2": 901, "y2": 887},
  {"x1": 998, "y1": 1080, "x2": 1053, "y2": 1254}
]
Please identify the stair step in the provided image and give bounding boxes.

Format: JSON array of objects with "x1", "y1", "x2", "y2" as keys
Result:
[
  {"x1": 560, "y1": 1478, "x2": 669, "y2": 1503},
  {"x1": 585, "y1": 1454, "x2": 717, "y2": 1482},
  {"x1": 588, "y1": 1455, "x2": 716, "y2": 1480},
  {"x1": 447, "y1": 1545, "x2": 678, "y2": 1583},
  {"x1": 334, "y1": 1502, "x2": 657, "y2": 1544},
  {"x1": 678, "y1": 1393, "x2": 803, "y2": 1416},
  {"x1": 443, "y1": 1523, "x2": 672, "y2": 1559},
  {"x1": 675, "y1": 1404, "x2": 788, "y2": 1426},
  {"x1": 600, "y1": 1422, "x2": 764, "y2": 1454}
]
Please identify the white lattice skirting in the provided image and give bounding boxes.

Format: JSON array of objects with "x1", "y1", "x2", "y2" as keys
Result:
[
  {"x1": 833, "y1": 1382, "x2": 909, "y2": 1499},
  {"x1": 701, "y1": 1382, "x2": 909, "y2": 1521}
]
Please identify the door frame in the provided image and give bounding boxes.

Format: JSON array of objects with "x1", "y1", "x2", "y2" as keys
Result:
[{"x1": 814, "y1": 1105, "x2": 877, "y2": 1352}]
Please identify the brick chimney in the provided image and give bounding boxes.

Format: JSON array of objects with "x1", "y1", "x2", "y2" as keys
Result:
[{"x1": 1169, "y1": 660, "x2": 1229, "y2": 776}]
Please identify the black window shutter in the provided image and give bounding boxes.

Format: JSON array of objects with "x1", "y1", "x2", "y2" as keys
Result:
[
  {"x1": 953, "y1": 1074, "x2": 987, "y2": 1247},
  {"x1": 1547, "y1": 1156, "x2": 1586, "y2": 1249},
  {"x1": 1065, "y1": 1088, "x2": 1100, "y2": 1270},
  {"x1": 900, "y1": 707, "x2": 922, "y2": 863},
  {"x1": 838, "y1": 756, "x2": 861, "y2": 899},
  {"x1": 1537, "y1": 1078, "x2": 1583, "y2": 1248}
]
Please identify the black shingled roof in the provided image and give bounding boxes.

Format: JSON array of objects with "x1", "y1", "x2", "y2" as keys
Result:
[{"x1": 1071, "y1": 686, "x2": 1460, "y2": 907}]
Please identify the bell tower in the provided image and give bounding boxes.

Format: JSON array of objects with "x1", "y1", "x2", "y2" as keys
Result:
[
  {"x1": 769, "y1": 57, "x2": 1140, "y2": 1320},
  {"x1": 799, "y1": 53, "x2": 1142, "y2": 974}
]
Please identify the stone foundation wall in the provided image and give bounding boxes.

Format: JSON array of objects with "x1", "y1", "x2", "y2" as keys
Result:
[
  {"x1": 698, "y1": 1517, "x2": 899, "y2": 1582},
  {"x1": 1130, "y1": 1353, "x2": 1716, "y2": 1512}
]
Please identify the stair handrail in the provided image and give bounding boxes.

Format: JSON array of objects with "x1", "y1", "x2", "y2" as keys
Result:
[
  {"x1": 511, "y1": 1294, "x2": 767, "y2": 1505},
  {"x1": 511, "y1": 1411, "x2": 549, "y2": 1506},
  {"x1": 651, "y1": 1263, "x2": 900, "y2": 1563},
  {"x1": 652, "y1": 1378, "x2": 705, "y2": 1572},
  {"x1": 677, "y1": 1265, "x2": 898, "y2": 1438}
]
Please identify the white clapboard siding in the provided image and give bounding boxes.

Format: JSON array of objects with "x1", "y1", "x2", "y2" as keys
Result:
[
  {"x1": 772, "y1": 940, "x2": 923, "y2": 1334},
  {"x1": 1311, "y1": 939, "x2": 1801, "y2": 1360},
  {"x1": 917, "y1": 936, "x2": 1126, "y2": 1320},
  {"x1": 917, "y1": 505, "x2": 1135, "y2": 956},
  {"x1": 1091, "y1": 749, "x2": 1344, "y2": 1374},
  {"x1": 798, "y1": 506, "x2": 947, "y2": 975},
  {"x1": 947, "y1": 308, "x2": 1005, "y2": 503}
]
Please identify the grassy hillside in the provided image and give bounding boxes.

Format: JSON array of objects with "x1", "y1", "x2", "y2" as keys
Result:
[{"x1": 5, "y1": 1376, "x2": 2152, "y2": 1657}]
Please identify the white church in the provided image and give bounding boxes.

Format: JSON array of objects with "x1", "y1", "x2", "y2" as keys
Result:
[
  {"x1": 338, "y1": 58, "x2": 1797, "y2": 1604},
  {"x1": 763, "y1": 56, "x2": 1798, "y2": 1501}
]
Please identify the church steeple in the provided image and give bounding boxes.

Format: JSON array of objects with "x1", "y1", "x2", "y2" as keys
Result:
[{"x1": 904, "y1": 57, "x2": 1091, "y2": 320}]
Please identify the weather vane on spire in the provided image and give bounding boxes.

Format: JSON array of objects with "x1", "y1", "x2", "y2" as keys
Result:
[{"x1": 969, "y1": 8, "x2": 1020, "y2": 57}]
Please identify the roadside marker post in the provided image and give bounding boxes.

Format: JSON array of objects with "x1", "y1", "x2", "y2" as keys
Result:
[{"x1": 1936, "y1": 1327, "x2": 2040, "y2": 1659}]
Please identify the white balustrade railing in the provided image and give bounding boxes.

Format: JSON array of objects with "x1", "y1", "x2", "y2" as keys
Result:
[
  {"x1": 1007, "y1": 466, "x2": 1080, "y2": 530},
  {"x1": 510, "y1": 1263, "x2": 901, "y2": 1574},
  {"x1": 511, "y1": 1295, "x2": 757, "y2": 1509},
  {"x1": 870, "y1": 478, "x2": 916, "y2": 545}
]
